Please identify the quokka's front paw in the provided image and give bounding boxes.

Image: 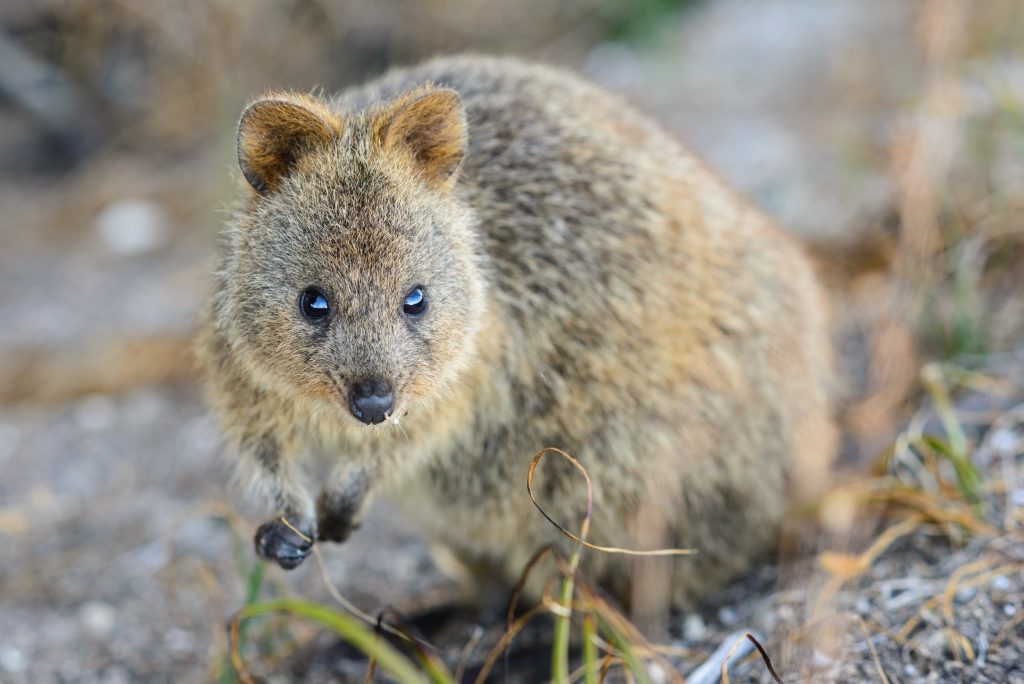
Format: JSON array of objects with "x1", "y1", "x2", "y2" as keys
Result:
[
  {"x1": 316, "y1": 491, "x2": 361, "y2": 544},
  {"x1": 254, "y1": 516, "x2": 315, "y2": 569}
]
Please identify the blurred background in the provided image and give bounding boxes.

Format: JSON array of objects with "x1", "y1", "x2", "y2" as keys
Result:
[{"x1": 1, "y1": 0, "x2": 1023, "y2": 682}]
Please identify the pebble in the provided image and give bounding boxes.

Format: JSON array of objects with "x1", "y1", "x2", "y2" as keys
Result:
[
  {"x1": 975, "y1": 633, "x2": 988, "y2": 666},
  {"x1": 165, "y1": 628, "x2": 193, "y2": 653},
  {"x1": 1011, "y1": 488, "x2": 1024, "y2": 507},
  {"x1": 717, "y1": 606, "x2": 738, "y2": 626},
  {"x1": 123, "y1": 539, "x2": 169, "y2": 573},
  {"x1": 989, "y1": 428, "x2": 1018, "y2": 454},
  {"x1": 95, "y1": 198, "x2": 169, "y2": 256},
  {"x1": 683, "y1": 613, "x2": 707, "y2": 641},
  {"x1": 955, "y1": 587, "x2": 977, "y2": 602},
  {"x1": 99, "y1": 665, "x2": 132, "y2": 684},
  {"x1": 0, "y1": 644, "x2": 26, "y2": 673},
  {"x1": 776, "y1": 603, "x2": 794, "y2": 622},
  {"x1": 646, "y1": 662, "x2": 669, "y2": 684},
  {"x1": 992, "y1": 575, "x2": 1011, "y2": 592},
  {"x1": 920, "y1": 629, "x2": 949, "y2": 659},
  {"x1": 79, "y1": 601, "x2": 116, "y2": 637}
]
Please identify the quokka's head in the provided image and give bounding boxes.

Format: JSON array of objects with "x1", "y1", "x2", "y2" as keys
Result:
[{"x1": 220, "y1": 86, "x2": 485, "y2": 428}]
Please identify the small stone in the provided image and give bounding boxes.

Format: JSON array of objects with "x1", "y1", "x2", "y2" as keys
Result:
[
  {"x1": 856, "y1": 597, "x2": 871, "y2": 614},
  {"x1": 165, "y1": 628, "x2": 193, "y2": 653},
  {"x1": 975, "y1": 633, "x2": 988, "y2": 667},
  {"x1": 1005, "y1": 604, "x2": 1017, "y2": 617},
  {"x1": 904, "y1": 662, "x2": 919, "y2": 677},
  {"x1": 100, "y1": 665, "x2": 132, "y2": 684},
  {"x1": 992, "y1": 575, "x2": 1011, "y2": 592},
  {"x1": 717, "y1": 607, "x2": 738, "y2": 626},
  {"x1": 920, "y1": 629, "x2": 948, "y2": 658},
  {"x1": 125, "y1": 539, "x2": 169, "y2": 573},
  {"x1": 646, "y1": 662, "x2": 669, "y2": 684},
  {"x1": 95, "y1": 198, "x2": 169, "y2": 255},
  {"x1": 682, "y1": 613, "x2": 707, "y2": 641},
  {"x1": 989, "y1": 428, "x2": 1018, "y2": 454},
  {"x1": 0, "y1": 645, "x2": 26, "y2": 673},
  {"x1": 79, "y1": 601, "x2": 116, "y2": 637},
  {"x1": 955, "y1": 587, "x2": 977, "y2": 602},
  {"x1": 1011, "y1": 488, "x2": 1024, "y2": 507},
  {"x1": 776, "y1": 603, "x2": 795, "y2": 622}
]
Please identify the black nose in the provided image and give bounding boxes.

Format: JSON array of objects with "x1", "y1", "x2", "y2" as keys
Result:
[{"x1": 348, "y1": 379, "x2": 394, "y2": 425}]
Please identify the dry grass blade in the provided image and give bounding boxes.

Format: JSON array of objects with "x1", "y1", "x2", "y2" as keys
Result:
[
  {"x1": 505, "y1": 545, "x2": 555, "y2": 626},
  {"x1": 233, "y1": 524, "x2": 454, "y2": 680},
  {"x1": 311, "y1": 544, "x2": 383, "y2": 623},
  {"x1": 581, "y1": 614, "x2": 599, "y2": 684},
  {"x1": 898, "y1": 561, "x2": 1024, "y2": 641},
  {"x1": 472, "y1": 604, "x2": 550, "y2": 684},
  {"x1": 718, "y1": 632, "x2": 782, "y2": 684},
  {"x1": 598, "y1": 651, "x2": 617, "y2": 683},
  {"x1": 365, "y1": 651, "x2": 378, "y2": 683},
  {"x1": 590, "y1": 613, "x2": 653, "y2": 684},
  {"x1": 527, "y1": 448, "x2": 694, "y2": 556},
  {"x1": 453, "y1": 625, "x2": 484, "y2": 684},
  {"x1": 855, "y1": 615, "x2": 891, "y2": 684},
  {"x1": 527, "y1": 447, "x2": 690, "y2": 682},
  {"x1": 992, "y1": 608, "x2": 1024, "y2": 650},
  {"x1": 277, "y1": 515, "x2": 446, "y2": 657},
  {"x1": 502, "y1": 544, "x2": 555, "y2": 682},
  {"x1": 578, "y1": 585, "x2": 682, "y2": 684},
  {"x1": 816, "y1": 514, "x2": 925, "y2": 613},
  {"x1": 940, "y1": 556, "x2": 999, "y2": 661},
  {"x1": 841, "y1": 480, "x2": 995, "y2": 536},
  {"x1": 310, "y1": 538, "x2": 442, "y2": 649},
  {"x1": 743, "y1": 633, "x2": 784, "y2": 684},
  {"x1": 228, "y1": 613, "x2": 257, "y2": 684},
  {"x1": 375, "y1": 608, "x2": 454, "y2": 682}
]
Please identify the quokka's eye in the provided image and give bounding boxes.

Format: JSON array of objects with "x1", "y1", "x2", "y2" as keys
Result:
[
  {"x1": 299, "y1": 287, "x2": 331, "y2": 321},
  {"x1": 403, "y1": 286, "x2": 427, "y2": 317}
]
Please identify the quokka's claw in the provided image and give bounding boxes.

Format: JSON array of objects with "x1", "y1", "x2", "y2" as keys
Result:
[{"x1": 254, "y1": 517, "x2": 314, "y2": 570}]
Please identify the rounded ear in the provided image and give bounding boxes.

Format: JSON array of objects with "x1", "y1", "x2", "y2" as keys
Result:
[
  {"x1": 237, "y1": 95, "x2": 342, "y2": 194},
  {"x1": 376, "y1": 87, "x2": 467, "y2": 190}
]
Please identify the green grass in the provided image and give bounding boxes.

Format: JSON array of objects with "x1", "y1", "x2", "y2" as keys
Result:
[
  {"x1": 233, "y1": 598, "x2": 443, "y2": 684},
  {"x1": 595, "y1": 0, "x2": 703, "y2": 44},
  {"x1": 217, "y1": 526, "x2": 267, "y2": 684},
  {"x1": 221, "y1": 448, "x2": 707, "y2": 683}
]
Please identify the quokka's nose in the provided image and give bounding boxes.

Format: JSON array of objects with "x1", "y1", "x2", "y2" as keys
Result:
[{"x1": 348, "y1": 379, "x2": 394, "y2": 425}]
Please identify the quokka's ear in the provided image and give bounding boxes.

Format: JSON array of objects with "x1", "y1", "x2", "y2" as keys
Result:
[
  {"x1": 376, "y1": 88, "x2": 467, "y2": 190},
  {"x1": 237, "y1": 94, "x2": 342, "y2": 194}
]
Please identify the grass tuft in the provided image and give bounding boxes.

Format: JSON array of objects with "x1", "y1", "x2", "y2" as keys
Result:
[{"x1": 222, "y1": 446, "x2": 784, "y2": 683}]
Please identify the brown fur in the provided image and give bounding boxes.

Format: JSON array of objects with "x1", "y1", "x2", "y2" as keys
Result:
[
  {"x1": 197, "y1": 55, "x2": 837, "y2": 608},
  {"x1": 237, "y1": 93, "x2": 343, "y2": 195}
]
